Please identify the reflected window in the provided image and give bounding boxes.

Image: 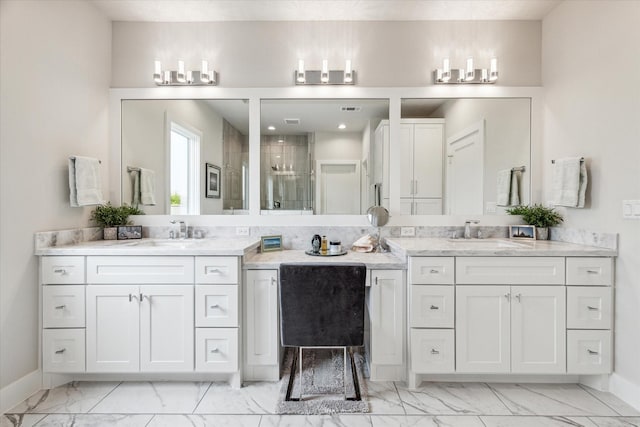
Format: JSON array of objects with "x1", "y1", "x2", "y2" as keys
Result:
[{"x1": 170, "y1": 122, "x2": 200, "y2": 215}]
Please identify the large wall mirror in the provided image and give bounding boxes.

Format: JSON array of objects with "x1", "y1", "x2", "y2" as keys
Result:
[
  {"x1": 260, "y1": 99, "x2": 389, "y2": 215},
  {"x1": 400, "y1": 98, "x2": 531, "y2": 215},
  {"x1": 121, "y1": 99, "x2": 249, "y2": 215}
]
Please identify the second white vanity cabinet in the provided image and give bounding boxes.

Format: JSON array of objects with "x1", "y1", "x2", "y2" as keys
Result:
[{"x1": 244, "y1": 269, "x2": 279, "y2": 380}]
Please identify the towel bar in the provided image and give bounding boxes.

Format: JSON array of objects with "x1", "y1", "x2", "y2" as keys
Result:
[
  {"x1": 552, "y1": 157, "x2": 584, "y2": 164},
  {"x1": 69, "y1": 156, "x2": 101, "y2": 164}
]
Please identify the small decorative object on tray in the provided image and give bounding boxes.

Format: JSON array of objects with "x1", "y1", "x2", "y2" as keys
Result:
[{"x1": 117, "y1": 225, "x2": 142, "y2": 240}]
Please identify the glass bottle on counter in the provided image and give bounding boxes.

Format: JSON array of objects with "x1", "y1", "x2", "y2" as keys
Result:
[{"x1": 321, "y1": 235, "x2": 328, "y2": 254}]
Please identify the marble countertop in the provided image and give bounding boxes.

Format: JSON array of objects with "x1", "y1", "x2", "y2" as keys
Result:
[
  {"x1": 385, "y1": 237, "x2": 617, "y2": 257},
  {"x1": 35, "y1": 237, "x2": 261, "y2": 256},
  {"x1": 243, "y1": 249, "x2": 406, "y2": 270}
]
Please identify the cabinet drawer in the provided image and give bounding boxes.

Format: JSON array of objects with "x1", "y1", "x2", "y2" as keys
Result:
[
  {"x1": 195, "y1": 328, "x2": 239, "y2": 372},
  {"x1": 41, "y1": 256, "x2": 85, "y2": 284},
  {"x1": 195, "y1": 257, "x2": 238, "y2": 284},
  {"x1": 43, "y1": 329, "x2": 85, "y2": 373},
  {"x1": 410, "y1": 257, "x2": 454, "y2": 285},
  {"x1": 43, "y1": 286, "x2": 85, "y2": 328},
  {"x1": 567, "y1": 258, "x2": 613, "y2": 286},
  {"x1": 87, "y1": 256, "x2": 194, "y2": 284},
  {"x1": 567, "y1": 330, "x2": 612, "y2": 374},
  {"x1": 567, "y1": 287, "x2": 612, "y2": 330},
  {"x1": 410, "y1": 285, "x2": 454, "y2": 328},
  {"x1": 456, "y1": 257, "x2": 565, "y2": 285},
  {"x1": 410, "y1": 329, "x2": 454, "y2": 373},
  {"x1": 195, "y1": 285, "x2": 239, "y2": 327}
]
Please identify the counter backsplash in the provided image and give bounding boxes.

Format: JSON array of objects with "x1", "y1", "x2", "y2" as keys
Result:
[{"x1": 34, "y1": 225, "x2": 617, "y2": 252}]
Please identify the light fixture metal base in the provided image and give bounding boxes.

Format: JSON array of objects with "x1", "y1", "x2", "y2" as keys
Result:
[
  {"x1": 433, "y1": 69, "x2": 496, "y2": 84},
  {"x1": 155, "y1": 70, "x2": 218, "y2": 86},
  {"x1": 294, "y1": 70, "x2": 356, "y2": 85}
]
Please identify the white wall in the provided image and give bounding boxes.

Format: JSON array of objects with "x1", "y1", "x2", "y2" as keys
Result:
[
  {"x1": 121, "y1": 100, "x2": 224, "y2": 215},
  {"x1": 314, "y1": 131, "x2": 362, "y2": 161},
  {"x1": 542, "y1": 0, "x2": 640, "y2": 405},
  {"x1": 0, "y1": 0, "x2": 111, "y2": 394},
  {"x1": 111, "y1": 20, "x2": 541, "y2": 87}
]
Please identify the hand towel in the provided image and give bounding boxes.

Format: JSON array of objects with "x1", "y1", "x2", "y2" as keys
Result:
[
  {"x1": 509, "y1": 170, "x2": 521, "y2": 206},
  {"x1": 496, "y1": 169, "x2": 512, "y2": 206},
  {"x1": 552, "y1": 157, "x2": 587, "y2": 208},
  {"x1": 351, "y1": 234, "x2": 375, "y2": 253},
  {"x1": 68, "y1": 156, "x2": 103, "y2": 207},
  {"x1": 130, "y1": 169, "x2": 141, "y2": 206},
  {"x1": 139, "y1": 168, "x2": 156, "y2": 206}
]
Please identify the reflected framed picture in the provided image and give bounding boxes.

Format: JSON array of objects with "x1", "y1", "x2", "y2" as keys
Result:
[
  {"x1": 261, "y1": 235, "x2": 283, "y2": 252},
  {"x1": 509, "y1": 225, "x2": 536, "y2": 240},
  {"x1": 205, "y1": 163, "x2": 221, "y2": 199}
]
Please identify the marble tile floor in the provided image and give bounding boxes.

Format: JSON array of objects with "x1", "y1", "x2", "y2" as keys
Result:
[{"x1": 2, "y1": 381, "x2": 639, "y2": 427}]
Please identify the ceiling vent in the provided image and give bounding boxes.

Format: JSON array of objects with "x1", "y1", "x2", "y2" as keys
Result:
[
  {"x1": 284, "y1": 118, "x2": 300, "y2": 125},
  {"x1": 340, "y1": 106, "x2": 362, "y2": 112}
]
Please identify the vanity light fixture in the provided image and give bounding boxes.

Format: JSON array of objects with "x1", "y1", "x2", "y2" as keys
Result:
[
  {"x1": 294, "y1": 59, "x2": 356, "y2": 85},
  {"x1": 434, "y1": 56, "x2": 498, "y2": 84},
  {"x1": 153, "y1": 59, "x2": 218, "y2": 86}
]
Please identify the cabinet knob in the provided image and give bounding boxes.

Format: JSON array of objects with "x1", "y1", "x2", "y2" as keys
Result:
[
  {"x1": 55, "y1": 348, "x2": 66, "y2": 354},
  {"x1": 587, "y1": 306, "x2": 599, "y2": 311},
  {"x1": 587, "y1": 349, "x2": 599, "y2": 355},
  {"x1": 430, "y1": 349, "x2": 440, "y2": 355},
  {"x1": 55, "y1": 305, "x2": 66, "y2": 310},
  {"x1": 430, "y1": 305, "x2": 439, "y2": 310}
]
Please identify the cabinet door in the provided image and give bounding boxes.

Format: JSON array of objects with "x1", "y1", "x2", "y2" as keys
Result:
[
  {"x1": 245, "y1": 270, "x2": 278, "y2": 366},
  {"x1": 86, "y1": 285, "x2": 139, "y2": 372},
  {"x1": 139, "y1": 285, "x2": 194, "y2": 372},
  {"x1": 400, "y1": 198, "x2": 413, "y2": 215},
  {"x1": 413, "y1": 124, "x2": 443, "y2": 198},
  {"x1": 400, "y1": 124, "x2": 414, "y2": 198},
  {"x1": 456, "y1": 286, "x2": 510, "y2": 373},
  {"x1": 413, "y1": 198, "x2": 443, "y2": 215},
  {"x1": 370, "y1": 270, "x2": 404, "y2": 365},
  {"x1": 511, "y1": 286, "x2": 566, "y2": 373}
]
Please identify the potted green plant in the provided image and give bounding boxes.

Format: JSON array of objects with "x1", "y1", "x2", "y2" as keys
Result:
[
  {"x1": 506, "y1": 204, "x2": 563, "y2": 240},
  {"x1": 170, "y1": 192, "x2": 182, "y2": 207},
  {"x1": 90, "y1": 203, "x2": 144, "y2": 240}
]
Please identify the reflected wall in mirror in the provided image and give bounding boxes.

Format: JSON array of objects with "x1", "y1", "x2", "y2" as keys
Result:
[
  {"x1": 400, "y1": 98, "x2": 531, "y2": 215},
  {"x1": 260, "y1": 99, "x2": 389, "y2": 215},
  {"x1": 121, "y1": 99, "x2": 249, "y2": 215}
]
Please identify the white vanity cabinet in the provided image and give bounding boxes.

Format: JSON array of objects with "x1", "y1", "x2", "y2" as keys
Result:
[
  {"x1": 244, "y1": 269, "x2": 279, "y2": 380},
  {"x1": 367, "y1": 269, "x2": 405, "y2": 381}
]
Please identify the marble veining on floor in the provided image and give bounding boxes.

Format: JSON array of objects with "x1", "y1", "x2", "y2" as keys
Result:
[{"x1": 2, "y1": 381, "x2": 638, "y2": 427}]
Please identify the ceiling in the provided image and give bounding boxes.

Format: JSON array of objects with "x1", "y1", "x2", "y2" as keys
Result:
[{"x1": 91, "y1": 0, "x2": 562, "y2": 22}]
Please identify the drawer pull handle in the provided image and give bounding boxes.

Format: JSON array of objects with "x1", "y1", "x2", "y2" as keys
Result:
[
  {"x1": 430, "y1": 349, "x2": 440, "y2": 355},
  {"x1": 210, "y1": 348, "x2": 219, "y2": 353},
  {"x1": 55, "y1": 305, "x2": 66, "y2": 310},
  {"x1": 587, "y1": 349, "x2": 599, "y2": 355},
  {"x1": 586, "y1": 270, "x2": 599, "y2": 274},
  {"x1": 53, "y1": 268, "x2": 67, "y2": 274},
  {"x1": 515, "y1": 294, "x2": 522, "y2": 303},
  {"x1": 504, "y1": 293, "x2": 511, "y2": 301},
  {"x1": 128, "y1": 294, "x2": 139, "y2": 303},
  {"x1": 210, "y1": 304, "x2": 220, "y2": 309},
  {"x1": 271, "y1": 277, "x2": 277, "y2": 285},
  {"x1": 55, "y1": 348, "x2": 66, "y2": 354},
  {"x1": 430, "y1": 269, "x2": 439, "y2": 274},
  {"x1": 206, "y1": 268, "x2": 221, "y2": 274},
  {"x1": 430, "y1": 305, "x2": 439, "y2": 310},
  {"x1": 587, "y1": 306, "x2": 599, "y2": 311}
]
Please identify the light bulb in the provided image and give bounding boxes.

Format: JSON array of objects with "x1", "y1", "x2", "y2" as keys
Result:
[
  {"x1": 321, "y1": 59, "x2": 329, "y2": 83},
  {"x1": 344, "y1": 59, "x2": 353, "y2": 83},
  {"x1": 442, "y1": 58, "x2": 451, "y2": 82},
  {"x1": 466, "y1": 57, "x2": 474, "y2": 81},
  {"x1": 296, "y1": 59, "x2": 305, "y2": 83},
  {"x1": 186, "y1": 70, "x2": 193, "y2": 84},
  {"x1": 458, "y1": 68, "x2": 465, "y2": 82},
  {"x1": 490, "y1": 57, "x2": 499, "y2": 81},
  {"x1": 200, "y1": 60, "x2": 210, "y2": 83},
  {"x1": 163, "y1": 70, "x2": 171, "y2": 85},
  {"x1": 177, "y1": 60, "x2": 186, "y2": 83},
  {"x1": 153, "y1": 60, "x2": 162, "y2": 83},
  {"x1": 481, "y1": 68, "x2": 488, "y2": 82}
]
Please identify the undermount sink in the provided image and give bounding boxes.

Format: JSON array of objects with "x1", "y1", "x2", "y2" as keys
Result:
[{"x1": 447, "y1": 238, "x2": 531, "y2": 248}]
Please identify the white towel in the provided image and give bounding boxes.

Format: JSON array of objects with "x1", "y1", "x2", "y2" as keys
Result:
[
  {"x1": 68, "y1": 156, "x2": 103, "y2": 207},
  {"x1": 130, "y1": 170, "x2": 141, "y2": 206},
  {"x1": 139, "y1": 168, "x2": 156, "y2": 206},
  {"x1": 552, "y1": 157, "x2": 587, "y2": 208},
  {"x1": 496, "y1": 169, "x2": 512, "y2": 206},
  {"x1": 509, "y1": 170, "x2": 521, "y2": 206},
  {"x1": 351, "y1": 234, "x2": 376, "y2": 253}
]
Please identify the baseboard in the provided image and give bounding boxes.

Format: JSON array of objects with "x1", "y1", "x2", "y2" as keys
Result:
[
  {"x1": 0, "y1": 370, "x2": 42, "y2": 415},
  {"x1": 609, "y1": 373, "x2": 640, "y2": 411}
]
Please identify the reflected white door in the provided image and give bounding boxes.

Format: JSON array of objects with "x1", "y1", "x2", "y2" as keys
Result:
[
  {"x1": 446, "y1": 120, "x2": 484, "y2": 215},
  {"x1": 316, "y1": 161, "x2": 360, "y2": 214}
]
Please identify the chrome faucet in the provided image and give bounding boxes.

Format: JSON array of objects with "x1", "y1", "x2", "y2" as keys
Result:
[
  {"x1": 464, "y1": 220, "x2": 480, "y2": 239},
  {"x1": 170, "y1": 220, "x2": 187, "y2": 239}
]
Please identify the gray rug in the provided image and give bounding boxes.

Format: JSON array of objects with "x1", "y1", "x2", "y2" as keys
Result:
[{"x1": 276, "y1": 348, "x2": 369, "y2": 414}]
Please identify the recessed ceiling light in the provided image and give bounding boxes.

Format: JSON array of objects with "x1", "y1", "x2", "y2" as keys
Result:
[
  {"x1": 277, "y1": 139, "x2": 284, "y2": 143},
  {"x1": 268, "y1": 125, "x2": 276, "y2": 131},
  {"x1": 338, "y1": 123, "x2": 346, "y2": 130}
]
